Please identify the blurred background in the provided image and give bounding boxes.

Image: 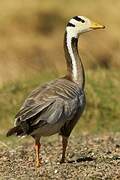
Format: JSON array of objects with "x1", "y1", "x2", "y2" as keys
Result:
[{"x1": 0, "y1": 0, "x2": 120, "y2": 137}]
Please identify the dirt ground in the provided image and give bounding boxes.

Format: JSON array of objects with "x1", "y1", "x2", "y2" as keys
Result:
[{"x1": 0, "y1": 134, "x2": 120, "y2": 180}]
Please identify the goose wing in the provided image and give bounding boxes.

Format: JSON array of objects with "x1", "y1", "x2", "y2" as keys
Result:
[{"x1": 15, "y1": 79, "x2": 83, "y2": 131}]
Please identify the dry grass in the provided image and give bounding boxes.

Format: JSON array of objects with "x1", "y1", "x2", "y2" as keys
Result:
[{"x1": 0, "y1": 0, "x2": 120, "y2": 85}]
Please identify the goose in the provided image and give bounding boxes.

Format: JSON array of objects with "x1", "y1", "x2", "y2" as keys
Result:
[{"x1": 6, "y1": 16, "x2": 105, "y2": 167}]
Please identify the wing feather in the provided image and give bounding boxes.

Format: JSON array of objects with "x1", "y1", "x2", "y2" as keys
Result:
[
  {"x1": 15, "y1": 99, "x2": 55, "y2": 122},
  {"x1": 32, "y1": 98, "x2": 64, "y2": 125},
  {"x1": 15, "y1": 78, "x2": 83, "y2": 134}
]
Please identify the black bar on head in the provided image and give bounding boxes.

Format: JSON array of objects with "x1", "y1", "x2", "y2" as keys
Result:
[
  {"x1": 73, "y1": 16, "x2": 85, "y2": 23},
  {"x1": 67, "y1": 22, "x2": 75, "y2": 27}
]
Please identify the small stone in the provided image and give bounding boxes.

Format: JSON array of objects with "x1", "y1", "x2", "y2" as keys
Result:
[{"x1": 54, "y1": 169, "x2": 58, "y2": 174}]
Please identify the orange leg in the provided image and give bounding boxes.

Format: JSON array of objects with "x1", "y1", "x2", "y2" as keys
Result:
[
  {"x1": 35, "y1": 143, "x2": 41, "y2": 167},
  {"x1": 60, "y1": 136, "x2": 68, "y2": 163}
]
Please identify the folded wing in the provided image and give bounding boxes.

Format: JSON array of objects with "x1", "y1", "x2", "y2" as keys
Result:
[{"x1": 15, "y1": 79, "x2": 82, "y2": 134}]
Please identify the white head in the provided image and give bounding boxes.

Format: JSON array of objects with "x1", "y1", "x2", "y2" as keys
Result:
[{"x1": 66, "y1": 16, "x2": 105, "y2": 38}]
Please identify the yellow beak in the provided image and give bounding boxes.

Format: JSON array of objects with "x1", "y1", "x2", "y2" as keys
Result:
[{"x1": 90, "y1": 21, "x2": 105, "y2": 30}]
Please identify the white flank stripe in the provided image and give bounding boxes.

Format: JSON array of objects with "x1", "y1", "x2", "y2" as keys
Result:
[{"x1": 66, "y1": 30, "x2": 78, "y2": 81}]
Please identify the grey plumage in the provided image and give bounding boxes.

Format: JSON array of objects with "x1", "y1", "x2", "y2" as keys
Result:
[{"x1": 12, "y1": 78, "x2": 85, "y2": 137}]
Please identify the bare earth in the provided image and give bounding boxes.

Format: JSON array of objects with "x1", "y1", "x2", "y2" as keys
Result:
[{"x1": 0, "y1": 134, "x2": 120, "y2": 180}]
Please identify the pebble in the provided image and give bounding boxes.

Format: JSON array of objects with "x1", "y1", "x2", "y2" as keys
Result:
[{"x1": 0, "y1": 134, "x2": 120, "y2": 179}]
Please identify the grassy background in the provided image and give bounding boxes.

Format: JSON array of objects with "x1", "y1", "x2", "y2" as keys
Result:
[
  {"x1": 0, "y1": 0, "x2": 120, "y2": 137},
  {"x1": 0, "y1": 69, "x2": 119, "y2": 137}
]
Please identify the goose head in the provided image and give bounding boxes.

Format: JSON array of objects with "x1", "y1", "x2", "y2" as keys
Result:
[{"x1": 66, "y1": 16, "x2": 105, "y2": 37}]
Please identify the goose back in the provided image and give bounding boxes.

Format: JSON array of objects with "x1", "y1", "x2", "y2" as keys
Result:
[{"x1": 15, "y1": 78, "x2": 85, "y2": 136}]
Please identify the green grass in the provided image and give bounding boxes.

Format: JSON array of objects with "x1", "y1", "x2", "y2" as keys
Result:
[
  {"x1": 0, "y1": 69, "x2": 119, "y2": 138},
  {"x1": 0, "y1": 72, "x2": 57, "y2": 133},
  {"x1": 75, "y1": 68, "x2": 120, "y2": 134}
]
